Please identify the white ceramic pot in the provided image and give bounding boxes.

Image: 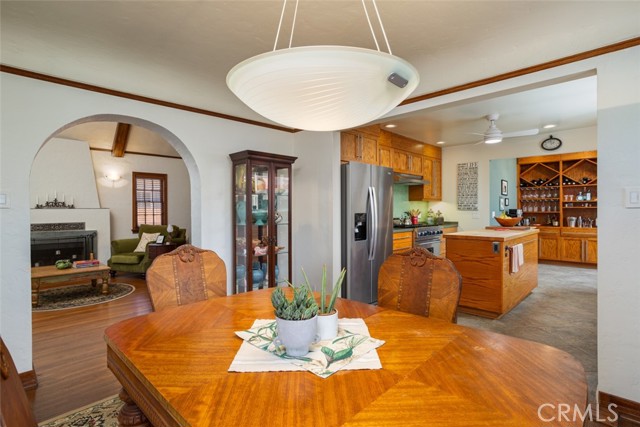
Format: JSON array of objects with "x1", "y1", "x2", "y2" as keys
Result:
[
  {"x1": 317, "y1": 309, "x2": 339, "y2": 341},
  {"x1": 275, "y1": 316, "x2": 317, "y2": 356}
]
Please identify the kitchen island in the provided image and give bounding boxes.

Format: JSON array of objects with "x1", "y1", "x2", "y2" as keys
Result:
[{"x1": 445, "y1": 227, "x2": 539, "y2": 319}]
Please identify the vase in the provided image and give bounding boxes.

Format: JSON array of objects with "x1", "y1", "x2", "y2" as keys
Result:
[
  {"x1": 236, "y1": 201, "x2": 246, "y2": 225},
  {"x1": 317, "y1": 309, "x2": 338, "y2": 341},
  {"x1": 252, "y1": 268, "x2": 264, "y2": 290},
  {"x1": 275, "y1": 316, "x2": 318, "y2": 357}
]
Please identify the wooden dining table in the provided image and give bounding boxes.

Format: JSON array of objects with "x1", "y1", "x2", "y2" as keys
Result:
[{"x1": 105, "y1": 289, "x2": 587, "y2": 427}]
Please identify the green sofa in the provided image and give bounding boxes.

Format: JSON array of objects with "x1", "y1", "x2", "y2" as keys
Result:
[{"x1": 107, "y1": 224, "x2": 187, "y2": 276}]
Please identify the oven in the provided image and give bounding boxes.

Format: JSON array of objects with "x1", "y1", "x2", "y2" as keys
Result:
[{"x1": 414, "y1": 225, "x2": 443, "y2": 256}]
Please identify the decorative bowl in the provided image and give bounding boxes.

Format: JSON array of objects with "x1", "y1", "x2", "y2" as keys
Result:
[
  {"x1": 495, "y1": 217, "x2": 523, "y2": 227},
  {"x1": 252, "y1": 209, "x2": 268, "y2": 225}
]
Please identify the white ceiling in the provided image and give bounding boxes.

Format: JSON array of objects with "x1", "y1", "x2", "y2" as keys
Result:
[{"x1": 2, "y1": 1, "x2": 638, "y2": 151}]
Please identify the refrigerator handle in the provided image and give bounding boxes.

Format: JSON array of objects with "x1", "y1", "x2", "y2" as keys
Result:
[{"x1": 368, "y1": 186, "x2": 378, "y2": 261}]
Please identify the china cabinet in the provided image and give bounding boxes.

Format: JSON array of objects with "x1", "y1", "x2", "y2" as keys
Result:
[{"x1": 230, "y1": 150, "x2": 297, "y2": 293}]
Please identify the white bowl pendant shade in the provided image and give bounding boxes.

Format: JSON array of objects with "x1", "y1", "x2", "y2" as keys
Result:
[{"x1": 227, "y1": 45, "x2": 419, "y2": 131}]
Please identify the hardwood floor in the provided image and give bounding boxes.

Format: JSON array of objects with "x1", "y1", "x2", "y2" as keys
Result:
[{"x1": 27, "y1": 273, "x2": 152, "y2": 422}]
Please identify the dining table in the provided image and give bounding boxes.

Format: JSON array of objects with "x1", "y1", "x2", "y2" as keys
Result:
[{"x1": 105, "y1": 288, "x2": 587, "y2": 427}]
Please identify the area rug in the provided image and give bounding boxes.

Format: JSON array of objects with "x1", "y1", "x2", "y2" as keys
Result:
[
  {"x1": 39, "y1": 395, "x2": 122, "y2": 427},
  {"x1": 33, "y1": 283, "x2": 135, "y2": 312}
]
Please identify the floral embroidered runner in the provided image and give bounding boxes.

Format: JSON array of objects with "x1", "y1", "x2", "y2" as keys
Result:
[{"x1": 230, "y1": 318, "x2": 384, "y2": 378}]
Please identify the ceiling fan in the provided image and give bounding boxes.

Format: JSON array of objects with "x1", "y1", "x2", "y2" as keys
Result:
[{"x1": 474, "y1": 113, "x2": 539, "y2": 144}]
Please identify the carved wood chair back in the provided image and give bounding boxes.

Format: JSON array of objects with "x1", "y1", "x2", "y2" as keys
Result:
[
  {"x1": 146, "y1": 244, "x2": 227, "y2": 312},
  {"x1": 1, "y1": 338, "x2": 38, "y2": 426},
  {"x1": 378, "y1": 247, "x2": 462, "y2": 323}
]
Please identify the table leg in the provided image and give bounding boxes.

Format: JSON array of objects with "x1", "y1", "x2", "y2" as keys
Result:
[
  {"x1": 31, "y1": 279, "x2": 40, "y2": 308},
  {"x1": 101, "y1": 271, "x2": 110, "y2": 295},
  {"x1": 117, "y1": 388, "x2": 150, "y2": 427}
]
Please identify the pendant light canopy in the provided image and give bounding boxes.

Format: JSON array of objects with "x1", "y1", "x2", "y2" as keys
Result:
[{"x1": 226, "y1": 1, "x2": 419, "y2": 131}]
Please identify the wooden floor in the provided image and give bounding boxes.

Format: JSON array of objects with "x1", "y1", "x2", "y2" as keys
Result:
[{"x1": 27, "y1": 273, "x2": 152, "y2": 422}]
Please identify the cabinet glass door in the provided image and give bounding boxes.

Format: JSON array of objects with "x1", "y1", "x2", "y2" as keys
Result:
[
  {"x1": 233, "y1": 163, "x2": 249, "y2": 293},
  {"x1": 274, "y1": 166, "x2": 290, "y2": 286},
  {"x1": 250, "y1": 163, "x2": 270, "y2": 289}
]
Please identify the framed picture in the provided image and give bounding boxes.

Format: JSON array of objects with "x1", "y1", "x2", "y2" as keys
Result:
[
  {"x1": 501, "y1": 179, "x2": 508, "y2": 196},
  {"x1": 155, "y1": 235, "x2": 165, "y2": 244},
  {"x1": 505, "y1": 198, "x2": 510, "y2": 206},
  {"x1": 499, "y1": 197, "x2": 505, "y2": 211}
]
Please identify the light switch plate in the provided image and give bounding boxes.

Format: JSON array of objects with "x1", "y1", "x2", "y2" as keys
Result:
[
  {"x1": 0, "y1": 192, "x2": 9, "y2": 209},
  {"x1": 624, "y1": 187, "x2": 640, "y2": 208}
]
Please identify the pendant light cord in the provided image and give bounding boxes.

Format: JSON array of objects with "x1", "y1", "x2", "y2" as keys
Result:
[
  {"x1": 274, "y1": 0, "x2": 391, "y2": 53},
  {"x1": 371, "y1": 0, "x2": 392, "y2": 54}
]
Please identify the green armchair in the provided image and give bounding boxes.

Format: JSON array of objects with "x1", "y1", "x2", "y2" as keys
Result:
[{"x1": 108, "y1": 224, "x2": 187, "y2": 276}]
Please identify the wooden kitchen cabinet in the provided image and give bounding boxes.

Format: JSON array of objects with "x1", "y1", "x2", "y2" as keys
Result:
[
  {"x1": 559, "y1": 231, "x2": 597, "y2": 264},
  {"x1": 392, "y1": 149, "x2": 423, "y2": 175},
  {"x1": 518, "y1": 151, "x2": 597, "y2": 265},
  {"x1": 409, "y1": 156, "x2": 442, "y2": 201},
  {"x1": 392, "y1": 231, "x2": 413, "y2": 253},
  {"x1": 537, "y1": 227, "x2": 560, "y2": 260},
  {"x1": 340, "y1": 127, "x2": 379, "y2": 165},
  {"x1": 378, "y1": 145, "x2": 393, "y2": 169}
]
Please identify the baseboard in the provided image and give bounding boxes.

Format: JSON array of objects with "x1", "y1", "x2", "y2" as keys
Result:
[
  {"x1": 19, "y1": 366, "x2": 38, "y2": 391},
  {"x1": 599, "y1": 391, "x2": 640, "y2": 426}
]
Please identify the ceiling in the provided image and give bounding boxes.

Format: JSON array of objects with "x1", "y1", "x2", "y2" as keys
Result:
[{"x1": 2, "y1": 1, "x2": 638, "y2": 151}]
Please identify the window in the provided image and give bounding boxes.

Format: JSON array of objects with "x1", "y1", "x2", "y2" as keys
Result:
[{"x1": 132, "y1": 172, "x2": 167, "y2": 233}]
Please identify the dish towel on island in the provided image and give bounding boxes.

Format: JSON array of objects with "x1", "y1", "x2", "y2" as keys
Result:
[
  {"x1": 230, "y1": 318, "x2": 384, "y2": 378},
  {"x1": 510, "y1": 243, "x2": 524, "y2": 274}
]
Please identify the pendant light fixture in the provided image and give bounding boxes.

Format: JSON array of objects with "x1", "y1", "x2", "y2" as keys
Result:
[{"x1": 226, "y1": 0, "x2": 419, "y2": 132}]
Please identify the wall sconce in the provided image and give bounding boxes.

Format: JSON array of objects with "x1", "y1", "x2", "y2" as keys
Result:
[{"x1": 105, "y1": 173, "x2": 121, "y2": 187}]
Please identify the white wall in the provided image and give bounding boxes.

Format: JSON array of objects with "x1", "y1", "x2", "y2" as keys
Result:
[
  {"x1": 291, "y1": 130, "x2": 341, "y2": 288},
  {"x1": 437, "y1": 126, "x2": 597, "y2": 231},
  {"x1": 596, "y1": 47, "x2": 640, "y2": 402},
  {"x1": 30, "y1": 138, "x2": 101, "y2": 208},
  {"x1": 91, "y1": 150, "x2": 191, "y2": 240},
  {"x1": 0, "y1": 73, "x2": 297, "y2": 372}
]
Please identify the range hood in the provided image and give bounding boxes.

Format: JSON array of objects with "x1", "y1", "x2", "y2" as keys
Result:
[{"x1": 393, "y1": 172, "x2": 430, "y2": 186}]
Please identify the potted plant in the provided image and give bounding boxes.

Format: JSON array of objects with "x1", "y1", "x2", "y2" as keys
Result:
[
  {"x1": 271, "y1": 283, "x2": 318, "y2": 356},
  {"x1": 302, "y1": 266, "x2": 346, "y2": 340}
]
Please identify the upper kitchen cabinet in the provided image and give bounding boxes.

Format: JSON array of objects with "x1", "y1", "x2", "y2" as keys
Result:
[
  {"x1": 340, "y1": 125, "x2": 379, "y2": 165},
  {"x1": 408, "y1": 143, "x2": 442, "y2": 201},
  {"x1": 392, "y1": 148, "x2": 423, "y2": 175},
  {"x1": 410, "y1": 155, "x2": 442, "y2": 201},
  {"x1": 341, "y1": 126, "x2": 442, "y2": 201}
]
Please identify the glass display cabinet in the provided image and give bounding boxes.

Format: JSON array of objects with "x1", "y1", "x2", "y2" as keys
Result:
[{"x1": 230, "y1": 150, "x2": 297, "y2": 293}]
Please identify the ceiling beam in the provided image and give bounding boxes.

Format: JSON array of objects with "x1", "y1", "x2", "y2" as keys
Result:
[{"x1": 112, "y1": 123, "x2": 131, "y2": 157}]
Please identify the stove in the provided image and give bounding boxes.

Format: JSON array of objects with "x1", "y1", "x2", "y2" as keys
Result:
[{"x1": 413, "y1": 225, "x2": 443, "y2": 256}]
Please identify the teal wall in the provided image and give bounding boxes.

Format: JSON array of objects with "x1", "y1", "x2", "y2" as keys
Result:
[
  {"x1": 489, "y1": 158, "x2": 517, "y2": 225},
  {"x1": 393, "y1": 185, "x2": 430, "y2": 219}
]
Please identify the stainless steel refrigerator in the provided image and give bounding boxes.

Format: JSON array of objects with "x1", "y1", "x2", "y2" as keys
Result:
[{"x1": 341, "y1": 162, "x2": 393, "y2": 304}]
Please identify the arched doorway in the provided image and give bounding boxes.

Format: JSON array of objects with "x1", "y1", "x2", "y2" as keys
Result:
[{"x1": 27, "y1": 114, "x2": 199, "y2": 421}]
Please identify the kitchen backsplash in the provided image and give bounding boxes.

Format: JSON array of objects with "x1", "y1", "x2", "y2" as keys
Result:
[{"x1": 393, "y1": 185, "x2": 430, "y2": 219}]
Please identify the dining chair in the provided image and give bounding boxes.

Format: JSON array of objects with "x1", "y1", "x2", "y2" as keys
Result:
[
  {"x1": 145, "y1": 244, "x2": 227, "y2": 311},
  {"x1": 378, "y1": 247, "x2": 462, "y2": 323},
  {"x1": 1, "y1": 338, "x2": 38, "y2": 426}
]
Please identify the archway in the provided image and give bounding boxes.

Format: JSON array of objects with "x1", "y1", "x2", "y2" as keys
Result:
[{"x1": 27, "y1": 114, "x2": 200, "y2": 421}]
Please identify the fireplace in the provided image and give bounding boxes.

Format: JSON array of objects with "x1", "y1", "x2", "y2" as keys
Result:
[{"x1": 30, "y1": 223, "x2": 97, "y2": 267}]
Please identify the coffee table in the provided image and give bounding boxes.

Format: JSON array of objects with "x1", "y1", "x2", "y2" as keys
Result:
[{"x1": 31, "y1": 264, "x2": 111, "y2": 307}]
